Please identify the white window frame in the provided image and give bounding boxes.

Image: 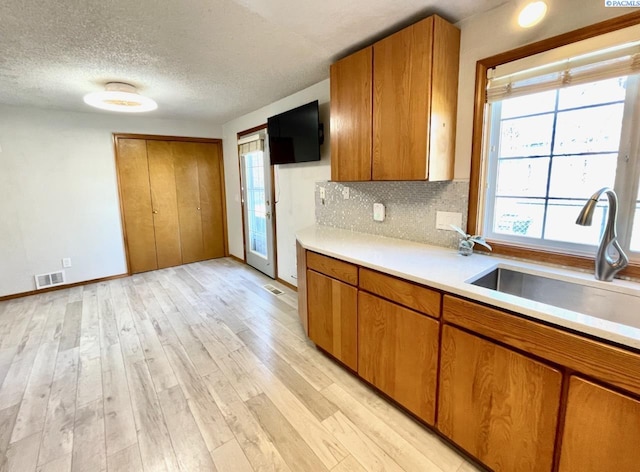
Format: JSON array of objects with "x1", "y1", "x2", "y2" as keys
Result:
[{"x1": 481, "y1": 72, "x2": 640, "y2": 261}]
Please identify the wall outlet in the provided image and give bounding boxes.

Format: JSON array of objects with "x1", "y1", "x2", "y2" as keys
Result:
[
  {"x1": 342, "y1": 187, "x2": 350, "y2": 199},
  {"x1": 62, "y1": 257, "x2": 72, "y2": 268},
  {"x1": 436, "y1": 211, "x2": 462, "y2": 231},
  {"x1": 373, "y1": 203, "x2": 386, "y2": 222}
]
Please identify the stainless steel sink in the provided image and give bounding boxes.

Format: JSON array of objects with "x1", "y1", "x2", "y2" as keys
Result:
[{"x1": 468, "y1": 267, "x2": 640, "y2": 329}]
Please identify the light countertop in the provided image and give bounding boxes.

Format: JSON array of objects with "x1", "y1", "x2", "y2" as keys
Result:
[{"x1": 297, "y1": 225, "x2": 640, "y2": 351}]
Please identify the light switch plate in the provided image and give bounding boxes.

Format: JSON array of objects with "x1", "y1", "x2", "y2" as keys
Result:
[
  {"x1": 342, "y1": 187, "x2": 350, "y2": 199},
  {"x1": 436, "y1": 211, "x2": 462, "y2": 231},
  {"x1": 373, "y1": 203, "x2": 385, "y2": 222},
  {"x1": 62, "y1": 258, "x2": 72, "y2": 268},
  {"x1": 319, "y1": 187, "x2": 326, "y2": 199}
]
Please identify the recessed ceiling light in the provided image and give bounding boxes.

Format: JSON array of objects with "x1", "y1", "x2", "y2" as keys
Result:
[
  {"x1": 518, "y1": 1, "x2": 548, "y2": 28},
  {"x1": 83, "y1": 82, "x2": 157, "y2": 113}
]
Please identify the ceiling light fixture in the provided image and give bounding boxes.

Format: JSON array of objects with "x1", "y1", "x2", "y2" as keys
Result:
[
  {"x1": 518, "y1": 1, "x2": 548, "y2": 28},
  {"x1": 83, "y1": 82, "x2": 157, "y2": 112}
]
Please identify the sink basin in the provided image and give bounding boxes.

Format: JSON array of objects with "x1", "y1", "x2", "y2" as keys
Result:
[{"x1": 468, "y1": 266, "x2": 640, "y2": 330}]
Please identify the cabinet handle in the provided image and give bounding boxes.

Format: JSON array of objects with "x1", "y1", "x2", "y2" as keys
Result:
[
  {"x1": 197, "y1": 207, "x2": 201, "y2": 210},
  {"x1": 152, "y1": 210, "x2": 158, "y2": 214}
]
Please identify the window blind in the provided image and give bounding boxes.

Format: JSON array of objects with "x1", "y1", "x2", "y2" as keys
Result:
[
  {"x1": 238, "y1": 132, "x2": 264, "y2": 155},
  {"x1": 486, "y1": 41, "x2": 640, "y2": 103}
]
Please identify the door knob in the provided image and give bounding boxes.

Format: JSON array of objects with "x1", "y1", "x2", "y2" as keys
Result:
[
  {"x1": 197, "y1": 207, "x2": 201, "y2": 210},
  {"x1": 152, "y1": 210, "x2": 158, "y2": 214}
]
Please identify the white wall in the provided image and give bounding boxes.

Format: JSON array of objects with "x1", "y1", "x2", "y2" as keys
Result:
[
  {"x1": 222, "y1": 80, "x2": 331, "y2": 287},
  {"x1": 0, "y1": 105, "x2": 221, "y2": 297},
  {"x1": 454, "y1": 0, "x2": 630, "y2": 179}
]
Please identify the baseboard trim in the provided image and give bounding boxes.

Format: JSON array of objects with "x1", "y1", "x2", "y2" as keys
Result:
[
  {"x1": 228, "y1": 255, "x2": 246, "y2": 265},
  {"x1": 0, "y1": 273, "x2": 129, "y2": 302},
  {"x1": 277, "y1": 278, "x2": 298, "y2": 292}
]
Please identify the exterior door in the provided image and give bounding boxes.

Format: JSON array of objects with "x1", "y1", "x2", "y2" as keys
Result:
[{"x1": 239, "y1": 131, "x2": 276, "y2": 278}]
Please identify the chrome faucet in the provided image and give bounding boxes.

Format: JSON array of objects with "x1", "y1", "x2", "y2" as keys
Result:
[{"x1": 576, "y1": 187, "x2": 629, "y2": 281}]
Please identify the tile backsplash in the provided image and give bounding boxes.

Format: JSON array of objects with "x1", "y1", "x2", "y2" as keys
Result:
[{"x1": 315, "y1": 180, "x2": 470, "y2": 248}]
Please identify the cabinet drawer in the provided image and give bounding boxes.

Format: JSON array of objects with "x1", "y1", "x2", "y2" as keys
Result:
[
  {"x1": 307, "y1": 252, "x2": 358, "y2": 286},
  {"x1": 359, "y1": 268, "x2": 441, "y2": 318}
]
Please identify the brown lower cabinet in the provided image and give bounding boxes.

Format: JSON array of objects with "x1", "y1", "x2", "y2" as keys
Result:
[
  {"x1": 559, "y1": 376, "x2": 640, "y2": 472},
  {"x1": 438, "y1": 325, "x2": 562, "y2": 472},
  {"x1": 299, "y1": 249, "x2": 640, "y2": 472},
  {"x1": 358, "y1": 291, "x2": 439, "y2": 425},
  {"x1": 307, "y1": 270, "x2": 358, "y2": 370}
]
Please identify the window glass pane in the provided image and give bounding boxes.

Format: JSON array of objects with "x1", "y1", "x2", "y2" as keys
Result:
[
  {"x1": 544, "y1": 199, "x2": 604, "y2": 245},
  {"x1": 553, "y1": 103, "x2": 624, "y2": 155},
  {"x1": 500, "y1": 114, "x2": 554, "y2": 157},
  {"x1": 558, "y1": 77, "x2": 627, "y2": 110},
  {"x1": 548, "y1": 154, "x2": 617, "y2": 199},
  {"x1": 496, "y1": 157, "x2": 549, "y2": 197},
  {"x1": 501, "y1": 90, "x2": 557, "y2": 118},
  {"x1": 493, "y1": 197, "x2": 544, "y2": 238}
]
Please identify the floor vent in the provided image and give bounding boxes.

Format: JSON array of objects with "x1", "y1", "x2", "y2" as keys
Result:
[
  {"x1": 263, "y1": 284, "x2": 284, "y2": 296},
  {"x1": 35, "y1": 270, "x2": 66, "y2": 290}
]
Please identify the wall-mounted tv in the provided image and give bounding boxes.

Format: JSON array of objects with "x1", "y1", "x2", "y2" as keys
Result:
[{"x1": 267, "y1": 100, "x2": 323, "y2": 165}]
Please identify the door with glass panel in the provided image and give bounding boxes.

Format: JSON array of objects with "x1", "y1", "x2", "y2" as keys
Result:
[{"x1": 239, "y1": 130, "x2": 276, "y2": 278}]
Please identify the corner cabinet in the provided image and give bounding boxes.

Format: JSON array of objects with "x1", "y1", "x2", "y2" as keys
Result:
[
  {"x1": 330, "y1": 15, "x2": 460, "y2": 182},
  {"x1": 306, "y1": 252, "x2": 358, "y2": 370}
]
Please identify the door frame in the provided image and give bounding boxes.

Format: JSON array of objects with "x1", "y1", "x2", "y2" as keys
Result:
[
  {"x1": 113, "y1": 133, "x2": 229, "y2": 275},
  {"x1": 237, "y1": 125, "x2": 278, "y2": 278}
]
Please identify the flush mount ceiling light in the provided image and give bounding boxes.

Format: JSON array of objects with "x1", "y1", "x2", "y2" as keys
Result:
[
  {"x1": 83, "y1": 82, "x2": 157, "y2": 112},
  {"x1": 518, "y1": 1, "x2": 548, "y2": 28}
]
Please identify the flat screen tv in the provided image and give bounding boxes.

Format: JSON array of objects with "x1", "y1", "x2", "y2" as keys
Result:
[{"x1": 267, "y1": 100, "x2": 323, "y2": 165}]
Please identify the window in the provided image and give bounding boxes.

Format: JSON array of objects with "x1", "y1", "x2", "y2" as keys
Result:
[
  {"x1": 484, "y1": 74, "x2": 640, "y2": 255},
  {"x1": 469, "y1": 15, "x2": 640, "y2": 278}
]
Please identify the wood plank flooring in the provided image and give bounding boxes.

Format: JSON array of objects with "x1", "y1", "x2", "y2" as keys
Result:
[{"x1": 0, "y1": 258, "x2": 483, "y2": 472}]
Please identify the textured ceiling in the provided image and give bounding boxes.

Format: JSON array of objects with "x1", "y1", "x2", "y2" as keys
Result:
[{"x1": 0, "y1": 0, "x2": 508, "y2": 123}]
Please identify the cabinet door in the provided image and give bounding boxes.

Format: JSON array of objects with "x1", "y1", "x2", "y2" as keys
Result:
[
  {"x1": 373, "y1": 17, "x2": 433, "y2": 181},
  {"x1": 330, "y1": 47, "x2": 372, "y2": 181},
  {"x1": 116, "y1": 138, "x2": 158, "y2": 273},
  {"x1": 559, "y1": 377, "x2": 640, "y2": 472},
  {"x1": 195, "y1": 142, "x2": 226, "y2": 260},
  {"x1": 307, "y1": 270, "x2": 357, "y2": 370},
  {"x1": 358, "y1": 291, "x2": 439, "y2": 424},
  {"x1": 146, "y1": 140, "x2": 182, "y2": 269},
  {"x1": 173, "y1": 142, "x2": 205, "y2": 263},
  {"x1": 438, "y1": 325, "x2": 561, "y2": 472}
]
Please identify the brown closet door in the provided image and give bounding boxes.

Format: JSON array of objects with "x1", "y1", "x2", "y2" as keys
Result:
[
  {"x1": 196, "y1": 142, "x2": 226, "y2": 259},
  {"x1": 116, "y1": 138, "x2": 158, "y2": 273},
  {"x1": 146, "y1": 141, "x2": 182, "y2": 269},
  {"x1": 173, "y1": 142, "x2": 205, "y2": 263}
]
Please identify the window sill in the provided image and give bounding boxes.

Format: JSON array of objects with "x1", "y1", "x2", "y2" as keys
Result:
[{"x1": 476, "y1": 240, "x2": 640, "y2": 281}]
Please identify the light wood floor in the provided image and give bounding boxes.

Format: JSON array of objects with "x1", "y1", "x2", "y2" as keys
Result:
[{"x1": 0, "y1": 258, "x2": 482, "y2": 472}]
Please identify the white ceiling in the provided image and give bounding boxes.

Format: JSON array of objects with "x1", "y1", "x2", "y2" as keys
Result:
[{"x1": 0, "y1": 0, "x2": 508, "y2": 123}]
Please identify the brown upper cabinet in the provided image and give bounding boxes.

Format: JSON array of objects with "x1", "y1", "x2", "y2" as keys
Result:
[{"x1": 330, "y1": 15, "x2": 460, "y2": 182}]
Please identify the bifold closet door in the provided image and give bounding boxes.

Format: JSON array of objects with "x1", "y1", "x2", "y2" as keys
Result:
[
  {"x1": 146, "y1": 140, "x2": 182, "y2": 269},
  {"x1": 117, "y1": 137, "x2": 226, "y2": 274},
  {"x1": 195, "y1": 142, "x2": 225, "y2": 260},
  {"x1": 116, "y1": 138, "x2": 158, "y2": 273},
  {"x1": 172, "y1": 142, "x2": 226, "y2": 263},
  {"x1": 173, "y1": 143, "x2": 205, "y2": 263}
]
